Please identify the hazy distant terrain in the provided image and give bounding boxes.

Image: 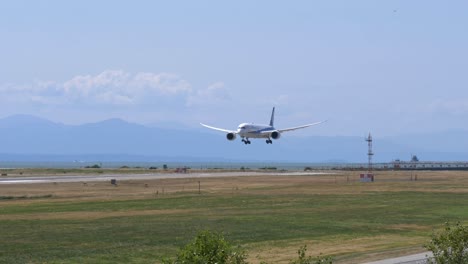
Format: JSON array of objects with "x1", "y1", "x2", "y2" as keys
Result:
[{"x1": 1, "y1": 115, "x2": 468, "y2": 163}]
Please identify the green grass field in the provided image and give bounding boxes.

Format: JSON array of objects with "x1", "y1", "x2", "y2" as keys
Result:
[{"x1": 1, "y1": 171, "x2": 467, "y2": 263}]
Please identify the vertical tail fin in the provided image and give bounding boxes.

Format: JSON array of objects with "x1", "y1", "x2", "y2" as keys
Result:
[{"x1": 269, "y1": 107, "x2": 275, "y2": 127}]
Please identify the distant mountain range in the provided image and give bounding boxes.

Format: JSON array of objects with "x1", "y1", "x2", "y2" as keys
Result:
[{"x1": 1, "y1": 114, "x2": 468, "y2": 163}]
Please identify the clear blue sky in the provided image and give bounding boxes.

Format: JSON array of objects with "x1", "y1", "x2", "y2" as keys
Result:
[{"x1": 1, "y1": 1, "x2": 467, "y2": 136}]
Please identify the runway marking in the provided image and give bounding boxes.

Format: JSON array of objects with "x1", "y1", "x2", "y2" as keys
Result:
[
  {"x1": 0, "y1": 171, "x2": 334, "y2": 184},
  {"x1": 0, "y1": 180, "x2": 49, "y2": 184}
]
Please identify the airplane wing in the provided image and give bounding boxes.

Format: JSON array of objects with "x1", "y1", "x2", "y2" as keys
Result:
[
  {"x1": 278, "y1": 120, "x2": 327, "y2": 133},
  {"x1": 200, "y1": 123, "x2": 236, "y2": 133}
]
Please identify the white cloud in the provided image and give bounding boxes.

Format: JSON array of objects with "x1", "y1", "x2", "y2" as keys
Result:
[
  {"x1": 133, "y1": 72, "x2": 192, "y2": 95},
  {"x1": 0, "y1": 71, "x2": 238, "y2": 126},
  {"x1": 186, "y1": 82, "x2": 231, "y2": 106},
  {"x1": 95, "y1": 91, "x2": 134, "y2": 105},
  {"x1": 0, "y1": 70, "x2": 193, "y2": 106},
  {"x1": 62, "y1": 70, "x2": 130, "y2": 99}
]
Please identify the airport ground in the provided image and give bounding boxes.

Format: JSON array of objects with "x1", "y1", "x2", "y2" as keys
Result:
[{"x1": 1, "y1": 169, "x2": 467, "y2": 263}]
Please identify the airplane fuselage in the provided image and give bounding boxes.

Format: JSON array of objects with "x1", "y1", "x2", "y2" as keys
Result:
[{"x1": 237, "y1": 123, "x2": 274, "y2": 139}]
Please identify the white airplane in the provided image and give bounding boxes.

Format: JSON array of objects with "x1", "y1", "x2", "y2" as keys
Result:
[{"x1": 200, "y1": 107, "x2": 326, "y2": 144}]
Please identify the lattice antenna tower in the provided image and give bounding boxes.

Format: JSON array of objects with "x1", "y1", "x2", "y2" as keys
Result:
[{"x1": 365, "y1": 133, "x2": 374, "y2": 172}]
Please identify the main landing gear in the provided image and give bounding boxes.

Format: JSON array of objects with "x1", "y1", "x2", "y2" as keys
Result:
[{"x1": 241, "y1": 138, "x2": 273, "y2": 144}]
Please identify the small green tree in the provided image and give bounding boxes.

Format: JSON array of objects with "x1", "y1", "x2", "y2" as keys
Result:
[
  {"x1": 290, "y1": 245, "x2": 333, "y2": 264},
  {"x1": 164, "y1": 230, "x2": 248, "y2": 264},
  {"x1": 425, "y1": 222, "x2": 468, "y2": 264},
  {"x1": 85, "y1": 164, "x2": 101, "y2": 169}
]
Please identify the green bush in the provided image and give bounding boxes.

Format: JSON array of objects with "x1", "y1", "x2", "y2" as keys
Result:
[
  {"x1": 290, "y1": 245, "x2": 333, "y2": 264},
  {"x1": 260, "y1": 167, "x2": 277, "y2": 170},
  {"x1": 85, "y1": 164, "x2": 101, "y2": 169},
  {"x1": 425, "y1": 222, "x2": 468, "y2": 264},
  {"x1": 164, "y1": 230, "x2": 248, "y2": 264}
]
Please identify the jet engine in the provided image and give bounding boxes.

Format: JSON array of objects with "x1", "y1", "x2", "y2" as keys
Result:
[
  {"x1": 226, "y1": 133, "x2": 237, "y2": 141},
  {"x1": 270, "y1": 131, "x2": 281, "y2": 140}
]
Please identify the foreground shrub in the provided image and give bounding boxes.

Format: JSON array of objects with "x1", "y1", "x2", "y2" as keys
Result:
[
  {"x1": 289, "y1": 245, "x2": 333, "y2": 264},
  {"x1": 164, "y1": 230, "x2": 248, "y2": 264},
  {"x1": 425, "y1": 222, "x2": 468, "y2": 264}
]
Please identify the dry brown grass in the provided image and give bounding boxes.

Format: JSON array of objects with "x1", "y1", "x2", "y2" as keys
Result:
[
  {"x1": 1, "y1": 170, "x2": 467, "y2": 203},
  {"x1": 249, "y1": 234, "x2": 428, "y2": 264},
  {"x1": 0, "y1": 209, "x2": 197, "y2": 221}
]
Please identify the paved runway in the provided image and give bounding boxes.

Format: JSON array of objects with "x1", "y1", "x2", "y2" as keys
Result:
[
  {"x1": 362, "y1": 252, "x2": 433, "y2": 264},
  {"x1": 0, "y1": 171, "x2": 332, "y2": 184}
]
